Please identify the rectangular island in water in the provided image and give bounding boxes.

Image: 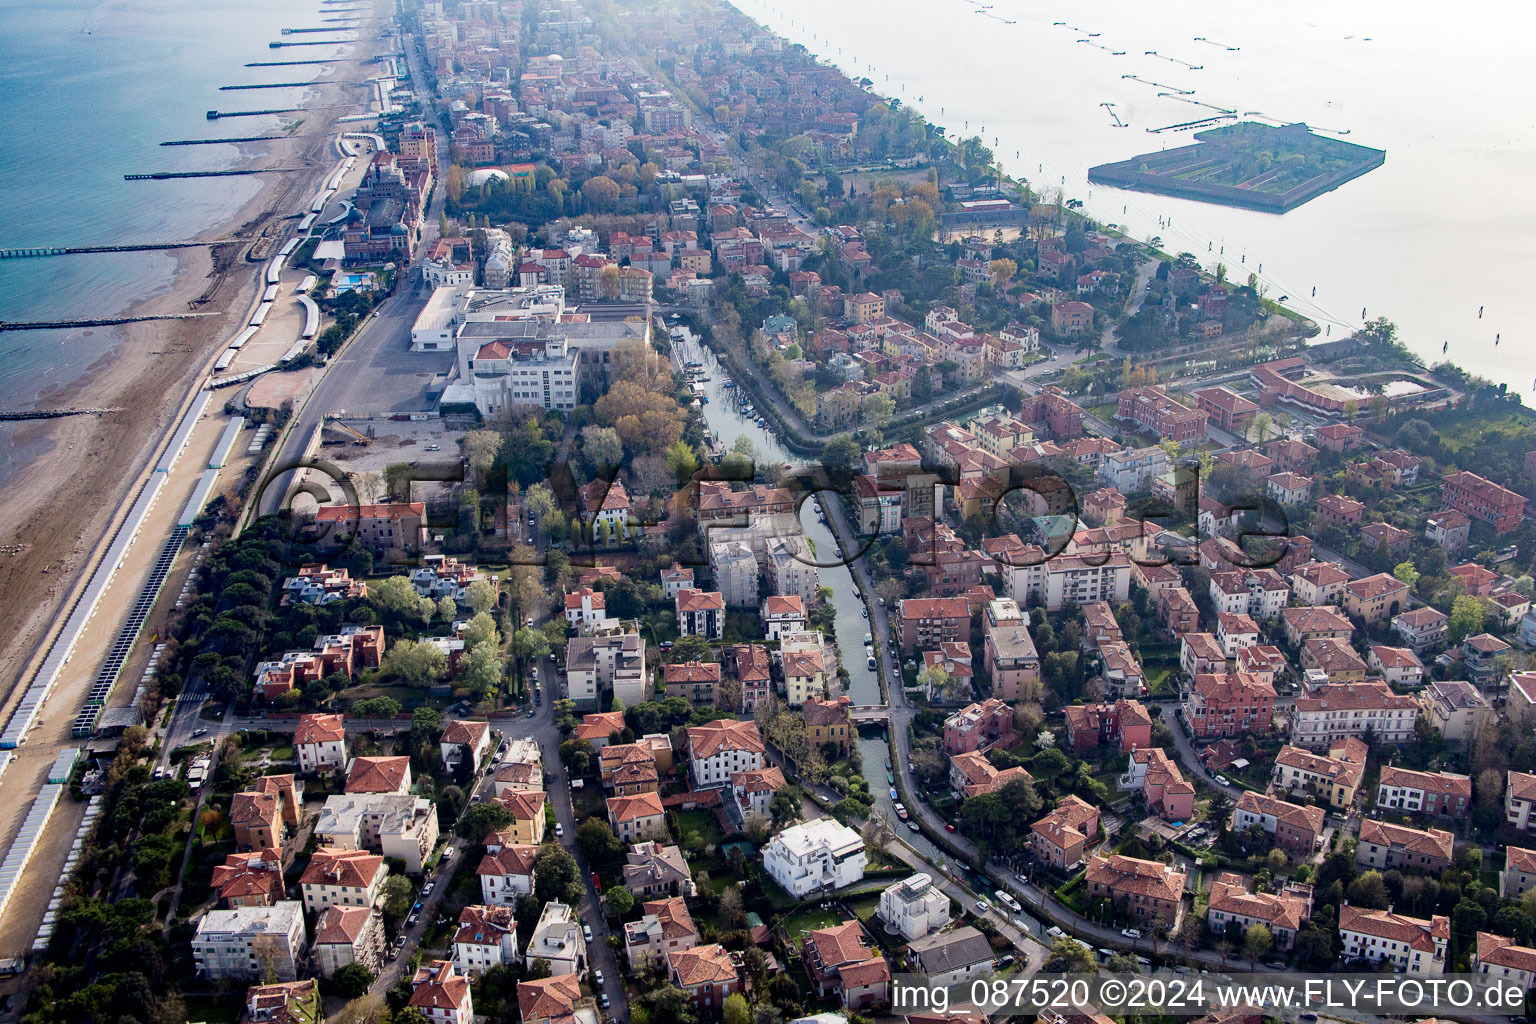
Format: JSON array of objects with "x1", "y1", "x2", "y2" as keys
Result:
[{"x1": 1087, "y1": 122, "x2": 1385, "y2": 213}]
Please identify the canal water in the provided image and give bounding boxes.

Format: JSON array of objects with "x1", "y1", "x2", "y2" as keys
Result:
[{"x1": 671, "y1": 327, "x2": 882, "y2": 706}]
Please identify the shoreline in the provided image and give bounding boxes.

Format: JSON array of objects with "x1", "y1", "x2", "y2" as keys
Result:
[{"x1": 0, "y1": 10, "x2": 387, "y2": 718}]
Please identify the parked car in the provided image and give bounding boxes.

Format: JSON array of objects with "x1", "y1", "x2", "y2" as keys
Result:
[
  {"x1": 582, "y1": 923, "x2": 593, "y2": 942},
  {"x1": 974, "y1": 900, "x2": 991, "y2": 914},
  {"x1": 555, "y1": 823, "x2": 564, "y2": 838},
  {"x1": 1121, "y1": 928, "x2": 1141, "y2": 939}
]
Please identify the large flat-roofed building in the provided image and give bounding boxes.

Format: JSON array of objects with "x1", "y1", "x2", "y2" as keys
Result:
[
  {"x1": 762, "y1": 818, "x2": 867, "y2": 897},
  {"x1": 192, "y1": 902, "x2": 307, "y2": 981}
]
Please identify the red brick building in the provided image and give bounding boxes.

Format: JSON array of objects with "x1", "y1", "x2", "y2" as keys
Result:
[
  {"x1": 1194, "y1": 386, "x2": 1260, "y2": 435},
  {"x1": 897, "y1": 597, "x2": 972, "y2": 652},
  {"x1": 1442, "y1": 470, "x2": 1527, "y2": 535},
  {"x1": 1117, "y1": 386, "x2": 1209, "y2": 443},
  {"x1": 1182, "y1": 672, "x2": 1277, "y2": 739}
]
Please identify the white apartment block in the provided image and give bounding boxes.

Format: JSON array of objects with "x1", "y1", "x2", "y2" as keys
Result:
[
  {"x1": 877, "y1": 873, "x2": 951, "y2": 942},
  {"x1": 1289, "y1": 681, "x2": 1419, "y2": 748},
  {"x1": 762, "y1": 818, "x2": 867, "y2": 897},
  {"x1": 192, "y1": 903, "x2": 307, "y2": 982}
]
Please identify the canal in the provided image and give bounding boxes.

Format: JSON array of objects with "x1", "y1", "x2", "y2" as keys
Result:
[{"x1": 671, "y1": 326, "x2": 881, "y2": 706}]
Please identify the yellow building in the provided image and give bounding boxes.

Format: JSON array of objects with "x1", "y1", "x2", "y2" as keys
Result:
[{"x1": 496, "y1": 789, "x2": 547, "y2": 845}]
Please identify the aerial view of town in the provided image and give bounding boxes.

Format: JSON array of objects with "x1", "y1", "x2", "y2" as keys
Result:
[{"x1": 3, "y1": 1, "x2": 1536, "y2": 1024}]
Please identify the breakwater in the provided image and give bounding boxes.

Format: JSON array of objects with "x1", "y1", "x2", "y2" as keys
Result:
[
  {"x1": 245, "y1": 59, "x2": 334, "y2": 66},
  {"x1": 219, "y1": 82, "x2": 324, "y2": 90},
  {"x1": 206, "y1": 108, "x2": 299, "y2": 119},
  {"x1": 0, "y1": 313, "x2": 220, "y2": 332},
  {"x1": 124, "y1": 169, "x2": 290, "y2": 180},
  {"x1": 268, "y1": 39, "x2": 352, "y2": 47},
  {"x1": 161, "y1": 136, "x2": 283, "y2": 146},
  {"x1": 0, "y1": 409, "x2": 120, "y2": 421},
  {"x1": 0, "y1": 241, "x2": 243, "y2": 259}
]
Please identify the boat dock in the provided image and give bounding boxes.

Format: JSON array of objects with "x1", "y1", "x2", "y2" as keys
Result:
[
  {"x1": 244, "y1": 59, "x2": 334, "y2": 67},
  {"x1": 268, "y1": 39, "x2": 352, "y2": 47}
]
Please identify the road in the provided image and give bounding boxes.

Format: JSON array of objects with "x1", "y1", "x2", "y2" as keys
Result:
[{"x1": 257, "y1": 35, "x2": 452, "y2": 519}]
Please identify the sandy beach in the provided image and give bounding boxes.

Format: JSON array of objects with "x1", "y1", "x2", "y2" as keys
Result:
[{"x1": 0, "y1": 7, "x2": 387, "y2": 716}]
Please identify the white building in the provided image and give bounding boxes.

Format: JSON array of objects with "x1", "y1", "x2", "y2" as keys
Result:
[
  {"x1": 768, "y1": 535, "x2": 819, "y2": 604},
  {"x1": 876, "y1": 873, "x2": 951, "y2": 942},
  {"x1": 299, "y1": 849, "x2": 388, "y2": 913},
  {"x1": 314, "y1": 793, "x2": 441, "y2": 874},
  {"x1": 478, "y1": 836, "x2": 539, "y2": 904},
  {"x1": 686, "y1": 719, "x2": 765, "y2": 789},
  {"x1": 294, "y1": 713, "x2": 348, "y2": 774},
  {"x1": 565, "y1": 623, "x2": 647, "y2": 709},
  {"x1": 1289, "y1": 681, "x2": 1419, "y2": 748},
  {"x1": 526, "y1": 900, "x2": 587, "y2": 975},
  {"x1": 453, "y1": 904, "x2": 520, "y2": 976},
  {"x1": 439, "y1": 719, "x2": 491, "y2": 769},
  {"x1": 709, "y1": 541, "x2": 760, "y2": 608},
  {"x1": 313, "y1": 905, "x2": 387, "y2": 978},
  {"x1": 762, "y1": 818, "x2": 867, "y2": 897},
  {"x1": 1099, "y1": 446, "x2": 1169, "y2": 493},
  {"x1": 192, "y1": 903, "x2": 307, "y2": 981},
  {"x1": 1338, "y1": 904, "x2": 1448, "y2": 975}
]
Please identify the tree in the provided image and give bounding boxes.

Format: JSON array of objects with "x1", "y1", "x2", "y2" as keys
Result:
[
  {"x1": 454, "y1": 801, "x2": 515, "y2": 840},
  {"x1": 1250, "y1": 411, "x2": 1273, "y2": 444},
  {"x1": 383, "y1": 639, "x2": 448, "y2": 687},
  {"x1": 1393, "y1": 561, "x2": 1420, "y2": 588},
  {"x1": 381, "y1": 875, "x2": 415, "y2": 920},
  {"x1": 582, "y1": 425, "x2": 625, "y2": 470},
  {"x1": 863, "y1": 393, "x2": 895, "y2": 428},
  {"x1": 988, "y1": 258, "x2": 1018, "y2": 290},
  {"x1": 1243, "y1": 923, "x2": 1274, "y2": 965},
  {"x1": 671, "y1": 635, "x2": 712, "y2": 663},
  {"x1": 822, "y1": 436, "x2": 860, "y2": 470},
  {"x1": 1042, "y1": 937, "x2": 1098, "y2": 973},
  {"x1": 331, "y1": 963, "x2": 376, "y2": 999},
  {"x1": 464, "y1": 579, "x2": 498, "y2": 614},
  {"x1": 1347, "y1": 870, "x2": 1389, "y2": 909},
  {"x1": 372, "y1": 576, "x2": 433, "y2": 622},
  {"x1": 352, "y1": 696, "x2": 401, "y2": 720},
  {"x1": 534, "y1": 844, "x2": 586, "y2": 906},
  {"x1": 460, "y1": 612, "x2": 501, "y2": 651},
  {"x1": 1449, "y1": 593, "x2": 1485, "y2": 643},
  {"x1": 460, "y1": 640, "x2": 503, "y2": 698},
  {"x1": 576, "y1": 817, "x2": 623, "y2": 863},
  {"x1": 606, "y1": 885, "x2": 636, "y2": 918},
  {"x1": 461, "y1": 429, "x2": 502, "y2": 485},
  {"x1": 723, "y1": 993, "x2": 750, "y2": 1024},
  {"x1": 336, "y1": 995, "x2": 388, "y2": 1024},
  {"x1": 511, "y1": 626, "x2": 551, "y2": 664}
]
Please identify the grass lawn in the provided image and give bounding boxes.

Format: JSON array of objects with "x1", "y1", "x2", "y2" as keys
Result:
[
  {"x1": 780, "y1": 905, "x2": 845, "y2": 937},
  {"x1": 269, "y1": 744, "x2": 295, "y2": 761},
  {"x1": 673, "y1": 809, "x2": 724, "y2": 851},
  {"x1": 1144, "y1": 665, "x2": 1176, "y2": 696}
]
